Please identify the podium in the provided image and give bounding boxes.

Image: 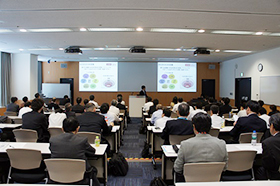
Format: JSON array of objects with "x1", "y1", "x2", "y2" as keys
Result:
[{"x1": 129, "y1": 95, "x2": 146, "y2": 117}]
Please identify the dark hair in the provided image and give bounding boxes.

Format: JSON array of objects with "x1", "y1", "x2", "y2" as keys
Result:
[
  {"x1": 208, "y1": 97, "x2": 215, "y2": 103},
  {"x1": 22, "y1": 96, "x2": 28, "y2": 103},
  {"x1": 163, "y1": 108, "x2": 171, "y2": 117},
  {"x1": 192, "y1": 113, "x2": 212, "y2": 133},
  {"x1": 258, "y1": 107, "x2": 267, "y2": 115},
  {"x1": 141, "y1": 85, "x2": 146, "y2": 89},
  {"x1": 76, "y1": 97, "x2": 82, "y2": 104},
  {"x1": 270, "y1": 105, "x2": 277, "y2": 112},
  {"x1": 31, "y1": 98, "x2": 44, "y2": 112},
  {"x1": 246, "y1": 100, "x2": 260, "y2": 113},
  {"x1": 178, "y1": 97, "x2": 183, "y2": 103},
  {"x1": 84, "y1": 99, "x2": 89, "y2": 105},
  {"x1": 196, "y1": 102, "x2": 203, "y2": 109},
  {"x1": 117, "y1": 96, "x2": 123, "y2": 103},
  {"x1": 117, "y1": 94, "x2": 122, "y2": 97},
  {"x1": 156, "y1": 104, "x2": 163, "y2": 110},
  {"x1": 11, "y1": 97, "x2": 18, "y2": 103},
  {"x1": 111, "y1": 99, "x2": 117, "y2": 106},
  {"x1": 89, "y1": 95, "x2": 95, "y2": 101},
  {"x1": 258, "y1": 100, "x2": 264, "y2": 107},
  {"x1": 147, "y1": 97, "x2": 152, "y2": 102},
  {"x1": 224, "y1": 97, "x2": 230, "y2": 105},
  {"x1": 52, "y1": 98, "x2": 56, "y2": 102},
  {"x1": 240, "y1": 101, "x2": 247, "y2": 109},
  {"x1": 172, "y1": 96, "x2": 178, "y2": 104},
  {"x1": 34, "y1": 93, "x2": 40, "y2": 98},
  {"x1": 24, "y1": 101, "x2": 31, "y2": 107},
  {"x1": 178, "y1": 103, "x2": 189, "y2": 116},
  {"x1": 153, "y1": 99, "x2": 159, "y2": 106},
  {"x1": 100, "y1": 103, "x2": 109, "y2": 114},
  {"x1": 64, "y1": 95, "x2": 69, "y2": 99},
  {"x1": 65, "y1": 103, "x2": 72, "y2": 112},
  {"x1": 55, "y1": 108, "x2": 64, "y2": 113},
  {"x1": 269, "y1": 113, "x2": 280, "y2": 131},
  {"x1": 63, "y1": 117, "x2": 79, "y2": 132},
  {"x1": 210, "y1": 105, "x2": 219, "y2": 114}
]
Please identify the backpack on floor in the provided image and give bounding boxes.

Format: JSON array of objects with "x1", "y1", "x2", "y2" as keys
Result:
[
  {"x1": 108, "y1": 152, "x2": 129, "y2": 176},
  {"x1": 150, "y1": 177, "x2": 167, "y2": 186},
  {"x1": 141, "y1": 140, "x2": 151, "y2": 158},
  {"x1": 139, "y1": 125, "x2": 147, "y2": 134}
]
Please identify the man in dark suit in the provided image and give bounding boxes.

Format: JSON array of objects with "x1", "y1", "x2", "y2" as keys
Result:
[
  {"x1": 161, "y1": 103, "x2": 194, "y2": 145},
  {"x1": 59, "y1": 95, "x2": 70, "y2": 105},
  {"x1": 22, "y1": 98, "x2": 49, "y2": 142},
  {"x1": 139, "y1": 85, "x2": 148, "y2": 97},
  {"x1": 256, "y1": 113, "x2": 280, "y2": 180},
  {"x1": 6, "y1": 97, "x2": 19, "y2": 113},
  {"x1": 72, "y1": 97, "x2": 84, "y2": 113},
  {"x1": 230, "y1": 100, "x2": 267, "y2": 142},
  {"x1": 49, "y1": 117, "x2": 100, "y2": 186},
  {"x1": 219, "y1": 97, "x2": 232, "y2": 117},
  {"x1": 65, "y1": 103, "x2": 76, "y2": 118},
  {"x1": 47, "y1": 97, "x2": 60, "y2": 110}
]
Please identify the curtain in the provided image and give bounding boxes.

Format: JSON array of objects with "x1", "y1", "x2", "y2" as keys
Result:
[{"x1": 0, "y1": 52, "x2": 11, "y2": 106}]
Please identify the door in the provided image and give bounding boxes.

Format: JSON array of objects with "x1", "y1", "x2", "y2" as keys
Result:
[
  {"x1": 202, "y1": 79, "x2": 215, "y2": 99},
  {"x1": 235, "y1": 78, "x2": 251, "y2": 109}
]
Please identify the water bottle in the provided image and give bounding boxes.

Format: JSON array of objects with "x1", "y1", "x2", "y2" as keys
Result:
[
  {"x1": 221, "y1": 116, "x2": 225, "y2": 128},
  {"x1": 95, "y1": 136, "x2": 100, "y2": 147},
  {"x1": 52, "y1": 107, "x2": 55, "y2": 113},
  {"x1": 229, "y1": 112, "x2": 231, "y2": 118},
  {"x1": 251, "y1": 130, "x2": 257, "y2": 146}
]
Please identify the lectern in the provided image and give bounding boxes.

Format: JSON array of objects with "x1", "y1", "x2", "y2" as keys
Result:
[{"x1": 129, "y1": 95, "x2": 146, "y2": 117}]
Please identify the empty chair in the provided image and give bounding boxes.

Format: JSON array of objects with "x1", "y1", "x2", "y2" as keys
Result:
[
  {"x1": 6, "y1": 148, "x2": 46, "y2": 183},
  {"x1": 183, "y1": 162, "x2": 226, "y2": 182},
  {"x1": 77, "y1": 132, "x2": 100, "y2": 144},
  {"x1": 169, "y1": 134, "x2": 195, "y2": 145},
  {"x1": 221, "y1": 150, "x2": 257, "y2": 181},
  {"x1": 13, "y1": 129, "x2": 38, "y2": 142},
  {"x1": 44, "y1": 159, "x2": 90, "y2": 185},
  {"x1": 4, "y1": 111, "x2": 17, "y2": 116},
  {"x1": 209, "y1": 128, "x2": 220, "y2": 137},
  {"x1": 239, "y1": 132, "x2": 264, "y2": 143},
  {"x1": 49, "y1": 127, "x2": 64, "y2": 137}
]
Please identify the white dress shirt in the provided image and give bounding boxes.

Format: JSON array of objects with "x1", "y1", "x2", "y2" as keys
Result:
[
  {"x1": 187, "y1": 109, "x2": 207, "y2": 120},
  {"x1": 49, "y1": 113, "x2": 67, "y2": 128},
  {"x1": 211, "y1": 114, "x2": 223, "y2": 129},
  {"x1": 143, "y1": 102, "x2": 153, "y2": 111},
  {"x1": 237, "y1": 109, "x2": 247, "y2": 118},
  {"x1": 259, "y1": 114, "x2": 270, "y2": 128},
  {"x1": 151, "y1": 109, "x2": 163, "y2": 124},
  {"x1": 155, "y1": 116, "x2": 173, "y2": 128},
  {"x1": 18, "y1": 107, "x2": 32, "y2": 118},
  {"x1": 109, "y1": 105, "x2": 120, "y2": 116},
  {"x1": 100, "y1": 112, "x2": 115, "y2": 125}
]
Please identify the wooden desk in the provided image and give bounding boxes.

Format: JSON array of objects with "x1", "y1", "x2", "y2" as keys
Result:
[{"x1": 175, "y1": 181, "x2": 280, "y2": 186}]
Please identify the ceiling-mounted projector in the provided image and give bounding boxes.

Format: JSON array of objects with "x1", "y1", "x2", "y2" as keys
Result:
[
  {"x1": 64, "y1": 46, "x2": 83, "y2": 54},
  {"x1": 193, "y1": 48, "x2": 210, "y2": 56},
  {"x1": 129, "y1": 46, "x2": 146, "y2": 53}
]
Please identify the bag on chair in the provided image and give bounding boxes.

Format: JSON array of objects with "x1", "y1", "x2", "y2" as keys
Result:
[{"x1": 108, "y1": 152, "x2": 129, "y2": 176}]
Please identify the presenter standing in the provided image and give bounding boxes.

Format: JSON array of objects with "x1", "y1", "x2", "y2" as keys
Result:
[{"x1": 139, "y1": 85, "x2": 148, "y2": 97}]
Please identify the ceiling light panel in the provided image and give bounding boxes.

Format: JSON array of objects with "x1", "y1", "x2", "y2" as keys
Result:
[
  {"x1": 27, "y1": 28, "x2": 72, "y2": 32},
  {"x1": 0, "y1": 29, "x2": 12, "y2": 33},
  {"x1": 150, "y1": 28, "x2": 197, "y2": 33},
  {"x1": 223, "y1": 50, "x2": 252, "y2": 53},
  {"x1": 269, "y1": 33, "x2": 280, "y2": 36},
  {"x1": 211, "y1": 30, "x2": 254, "y2": 35},
  {"x1": 88, "y1": 28, "x2": 135, "y2": 32}
]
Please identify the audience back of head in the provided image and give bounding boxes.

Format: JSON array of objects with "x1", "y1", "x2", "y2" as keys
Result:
[
  {"x1": 22, "y1": 96, "x2": 28, "y2": 103},
  {"x1": 210, "y1": 105, "x2": 219, "y2": 114},
  {"x1": 178, "y1": 103, "x2": 189, "y2": 116},
  {"x1": 85, "y1": 103, "x2": 95, "y2": 112},
  {"x1": 192, "y1": 113, "x2": 212, "y2": 133},
  {"x1": 63, "y1": 117, "x2": 79, "y2": 133},
  {"x1": 11, "y1": 97, "x2": 18, "y2": 103},
  {"x1": 89, "y1": 95, "x2": 95, "y2": 101},
  {"x1": 31, "y1": 98, "x2": 44, "y2": 112},
  {"x1": 76, "y1": 97, "x2": 82, "y2": 104},
  {"x1": 246, "y1": 100, "x2": 260, "y2": 113},
  {"x1": 269, "y1": 113, "x2": 280, "y2": 131},
  {"x1": 65, "y1": 103, "x2": 72, "y2": 112},
  {"x1": 163, "y1": 108, "x2": 171, "y2": 117},
  {"x1": 100, "y1": 103, "x2": 109, "y2": 114},
  {"x1": 84, "y1": 99, "x2": 89, "y2": 105}
]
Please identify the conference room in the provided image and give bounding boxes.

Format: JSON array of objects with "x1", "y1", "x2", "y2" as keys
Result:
[{"x1": 1, "y1": 1, "x2": 280, "y2": 186}]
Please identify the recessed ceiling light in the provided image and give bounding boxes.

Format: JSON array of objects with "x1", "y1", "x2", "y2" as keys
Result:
[
  {"x1": 150, "y1": 28, "x2": 197, "y2": 33},
  {"x1": 88, "y1": 28, "x2": 135, "y2": 32},
  {"x1": 27, "y1": 48, "x2": 53, "y2": 51},
  {"x1": 0, "y1": 29, "x2": 12, "y2": 33},
  {"x1": 255, "y1": 32, "x2": 263, "y2": 35},
  {"x1": 269, "y1": 33, "x2": 280, "y2": 36},
  {"x1": 198, "y1": 29, "x2": 205, "y2": 33},
  {"x1": 211, "y1": 30, "x2": 254, "y2": 35},
  {"x1": 28, "y1": 28, "x2": 72, "y2": 32},
  {"x1": 223, "y1": 50, "x2": 252, "y2": 53},
  {"x1": 146, "y1": 48, "x2": 183, "y2": 51},
  {"x1": 136, "y1": 27, "x2": 143, "y2": 32},
  {"x1": 215, "y1": 49, "x2": 220, "y2": 52},
  {"x1": 19, "y1": 49, "x2": 24, "y2": 51},
  {"x1": 80, "y1": 28, "x2": 87, "y2": 32},
  {"x1": 59, "y1": 48, "x2": 64, "y2": 50},
  {"x1": 19, "y1": 29, "x2": 27, "y2": 32}
]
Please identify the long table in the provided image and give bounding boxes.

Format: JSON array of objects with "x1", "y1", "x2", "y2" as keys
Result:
[{"x1": 175, "y1": 181, "x2": 280, "y2": 186}]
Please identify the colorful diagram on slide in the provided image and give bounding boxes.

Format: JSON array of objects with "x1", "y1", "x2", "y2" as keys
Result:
[{"x1": 159, "y1": 73, "x2": 194, "y2": 90}]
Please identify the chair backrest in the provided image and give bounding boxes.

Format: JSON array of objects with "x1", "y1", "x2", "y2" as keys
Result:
[
  {"x1": 239, "y1": 132, "x2": 264, "y2": 143},
  {"x1": 184, "y1": 162, "x2": 226, "y2": 182},
  {"x1": 4, "y1": 111, "x2": 17, "y2": 116},
  {"x1": 75, "y1": 113, "x2": 82, "y2": 117},
  {"x1": 227, "y1": 150, "x2": 257, "y2": 171},
  {"x1": 13, "y1": 118, "x2": 22, "y2": 124},
  {"x1": 77, "y1": 131, "x2": 101, "y2": 144},
  {"x1": 209, "y1": 128, "x2": 220, "y2": 137},
  {"x1": 49, "y1": 127, "x2": 64, "y2": 137},
  {"x1": 44, "y1": 159, "x2": 85, "y2": 183},
  {"x1": 170, "y1": 112, "x2": 178, "y2": 118},
  {"x1": 169, "y1": 134, "x2": 194, "y2": 145},
  {"x1": 6, "y1": 148, "x2": 42, "y2": 170},
  {"x1": 13, "y1": 129, "x2": 38, "y2": 142}
]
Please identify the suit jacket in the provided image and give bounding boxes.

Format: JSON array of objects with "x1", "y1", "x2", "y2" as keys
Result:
[
  {"x1": 262, "y1": 133, "x2": 280, "y2": 179},
  {"x1": 22, "y1": 111, "x2": 50, "y2": 142},
  {"x1": 66, "y1": 111, "x2": 76, "y2": 118},
  {"x1": 77, "y1": 112, "x2": 112, "y2": 136},
  {"x1": 48, "y1": 103, "x2": 60, "y2": 110},
  {"x1": 174, "y1": 133, "x2": 228, "y2": 173},
  {"x1": 72, "y1": 104, "x2": 85, "y2": 113},
  {"x1": 6, "y1": 103, "x2": 19, "y2": 112},
  {"x1": 161, "y1": 118, "x2": 194, "y2": 145},
  {"x1": 59, "y1": 98, "x2": 70, "y2": 105},
  {"x1": 49, "y1": 132, "x2": 96, "y2": 170},
  {"x1": 230, "y1": 114, "x2": 267, "y2": 142},
  {"x1": 148, "y1": 105, "x2": 157, "y2": 117},
  {"x1": 139, "y1": 89, "x2": 147, "y2": 97}
]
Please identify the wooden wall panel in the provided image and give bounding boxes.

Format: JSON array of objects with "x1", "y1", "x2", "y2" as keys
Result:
[{"x1": 42, "y1": 62, "x2": 220, "y2": 106}]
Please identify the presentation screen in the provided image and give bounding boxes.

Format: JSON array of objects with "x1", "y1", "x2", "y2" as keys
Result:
[
  {"x1": 79, "y1": 62, "x2": 118, "y2": 92},
  {"x1": 157, "y1": 62, "x2": 197, "y2": 92}
]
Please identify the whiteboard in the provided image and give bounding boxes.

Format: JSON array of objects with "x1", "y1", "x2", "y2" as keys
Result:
[
  {"x1": 260, "y1": 76, "x2": 280, "y2": 106},
  {"x1": 42, "y1": 83, "x2": 70, "y2": 98}
]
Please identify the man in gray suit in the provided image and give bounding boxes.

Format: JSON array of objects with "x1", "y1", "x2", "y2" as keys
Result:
[
  {"x1": 174, "y1": 113, "x2": 228, "y2": 182},
  {"x1": 49, "y1": 117, "x2": 100, "y2": 186}
]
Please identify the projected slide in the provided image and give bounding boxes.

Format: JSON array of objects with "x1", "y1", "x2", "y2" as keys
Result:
[
  {"x1": 157, "y1": 62, "x2": 197, "y2": 92},
  {"x1": 79, "y1": 62, "x2": 118, "y2": 92}
]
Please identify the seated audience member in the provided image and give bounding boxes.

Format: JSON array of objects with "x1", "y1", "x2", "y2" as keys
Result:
[
  {"x1": 34, "y1": 93, "x2": 40, "y2": 99},
  {"x1": 210, "y1": 105, "x2": 223, "y2": 129},
  {"x1": 49, "y1": 108, "x2": 67, "y2": 128},
  {"x1": 49, "y1": 117, "x2": 100, "y2": 186},
  {"x1": 18, "y1": 101, "x2": 32, "y2": 118},
  {"x1": 219, "y1": 97, "x2": 232, "y2": 117},
  {"x1": 117, "y1": 94, "x2": 125, "y2": 105},
  {"x1": 174, "y1": 113, "x2": 228, "y2": 182},
  {"x1": 148, "y1": 99, "x2": 159, "y2": 116},
  {"x1": 72, "y1": 97, "x2": 84, "y2": 113},
  {"x1": 258, "y1": 100, "x2": 265, "y2": 108},
  {"x1": 230, "y1": 100, "x2": 267, "y2": 143},
  {"x1": 20, "y1": 96, "x2": 28, "y2": 108},
  {"x1": 256, "y1": 113, "x2": 280, "y2": 180},
  {"x1": 77, "y1": 103, "x2": 112, "y2": 135},
  {"x1": 83, "y1": 99, "x2": 89, "y2": 106},
  {"x1": 89, "y1": 95, "x2": 99, "y2": 108},
  {"x1": 22, "y1": 98, "x2": 49, "y2": 142},
  {"x1": 268, "y1": 105, "x2": 280, "y2": 116},
  {"x1": 59, "y1": 95, "x2": 70, "y2": 105},
  {"x1": 65, "y1": 103, "x2": 76, "y2": 118},
  {"x1": 143, "y1": 97, "x2": 153, "y2": 112},
  {"x1": 204, "y1": 97, "x2": 216, "y2": 112},
  {"x1": 100, "y1": 103, "x2": 116, "y2": 126},
  {"x1": 48, "y1": 97, "x2": 60, "y2": 110},
  {"x1": 161, "y1": 103, "x2": 194, "y2": 145},
  {"x1": 170, "y1": 96, "x2": 178, "y2": 108},
  {"x1": 237, "y1": 101, "x2": 247, "y2": 118},
  {"x1": 109, "y1": 99, "x2": 120, "y2": 117},
  {"x1": 258, "y1": 107, "x2": 270, "y2": 128},
  {"x1": 151, "y1": 104, "x2": 163, "y2": 125},
  {"x1": 187, "y1": 102, "x2": 207, "y2": 121},
  {"x1": 172, "y1": 97, "x2": 184, "y2": 113},
  {"x1": 155, "y1": 108, "x2": 172, "y2": 128},
  {"x1": 6, "y1": 97, "x2": 19, "y2": 113}
]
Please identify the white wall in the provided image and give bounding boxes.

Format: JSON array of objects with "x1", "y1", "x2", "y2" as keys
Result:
[
  {"x1": 11, "y1": 53, "x2": 38, "y2": 99},
  {"x1": 220, "y1": 46, "x2": 280, "y2": 102}
]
